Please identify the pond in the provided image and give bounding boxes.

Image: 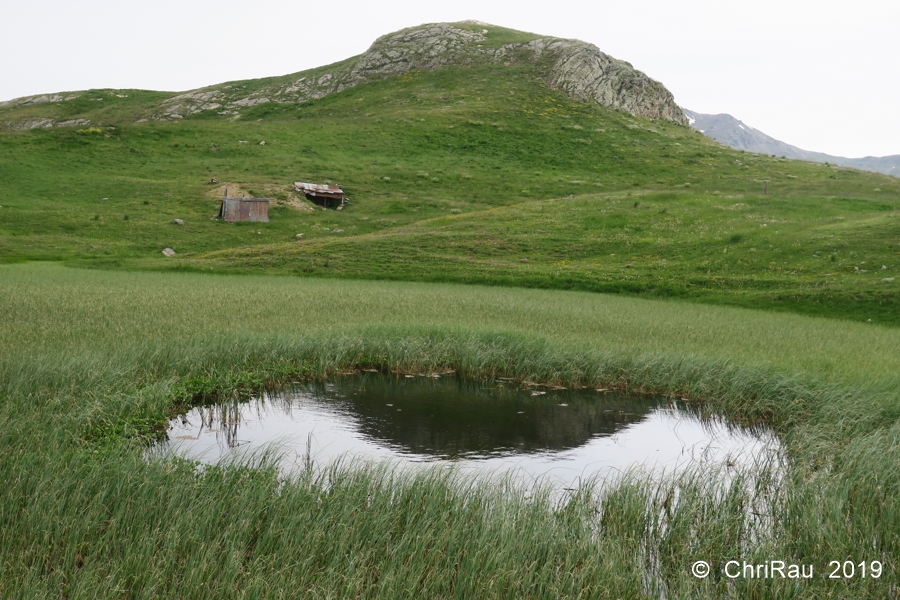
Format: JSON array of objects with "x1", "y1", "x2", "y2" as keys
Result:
[{"x1": 152, "y1": 374, "x2": 781, "y2": 492}]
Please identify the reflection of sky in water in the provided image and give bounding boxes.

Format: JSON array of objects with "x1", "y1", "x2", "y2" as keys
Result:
[{"x1": 154, "y1": 376, "x2": 781, "y2": 491}]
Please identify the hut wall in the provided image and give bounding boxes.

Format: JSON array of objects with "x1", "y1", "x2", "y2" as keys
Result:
[
  {"x1": 249, "y1": 200, "x2": 269, "y2": 222},
  {"x1": 221, "y1": 197, "x2": 269, "y2": 223}
]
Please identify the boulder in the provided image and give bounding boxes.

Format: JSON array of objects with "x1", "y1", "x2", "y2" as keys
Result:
[{"x1": 162, "y1": 248, "x2": 176, "y2": 257}]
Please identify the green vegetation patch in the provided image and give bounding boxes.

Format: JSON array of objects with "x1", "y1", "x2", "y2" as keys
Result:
[
  {"x1": 189, "y1": 190, "x2": 900, "y2": 324},
  {"x1": 2, "y1": 64, "x2": 897, "y2": 323},
  {"x1": 1, "y1": 264, "x2": 899, "y2": 596}
]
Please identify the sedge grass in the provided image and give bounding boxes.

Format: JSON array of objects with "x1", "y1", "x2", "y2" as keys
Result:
[{"x1": 1, "y1": 263, "x2": 899, "y2": 597}]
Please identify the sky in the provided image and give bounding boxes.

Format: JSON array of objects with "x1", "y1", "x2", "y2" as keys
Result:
[{"x1": 3, "y1": 0, "x2": 898, "y2": 158}]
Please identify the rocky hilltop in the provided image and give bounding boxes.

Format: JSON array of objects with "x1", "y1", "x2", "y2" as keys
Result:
[
  {"x1": 154, "y1": 22, "x2": 686, "y2": 124},
  {"x1": 1, "y1": 22, "x2": 687, "y2": 128}
]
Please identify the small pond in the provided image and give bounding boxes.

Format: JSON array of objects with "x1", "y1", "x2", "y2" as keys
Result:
[{"x1": 152, "y1": 374, "x2": 781, "y2": 491}]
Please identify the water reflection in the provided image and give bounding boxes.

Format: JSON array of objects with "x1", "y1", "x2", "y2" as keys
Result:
[
  {"x1": 333, "y1": 377, "x2": 658, "y2": 459},
  {"x1": 156, "y1": 374, "x2": 780, "y2": 489}
]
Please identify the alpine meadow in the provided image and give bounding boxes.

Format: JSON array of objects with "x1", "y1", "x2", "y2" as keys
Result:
[{"x1": 1, "y1": 21, "x2": 899, "y2": 598}]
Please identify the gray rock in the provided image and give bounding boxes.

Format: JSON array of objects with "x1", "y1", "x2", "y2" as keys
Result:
[
  {"x1": 528, "y1": 38, "x2": 687, "y2": 124},
  {"x1": 55, "y1": 118, "x2": 91, "y2": 128},
  {"x1": 0, "y1": 93, "x2": 77, "y2": 108},
  {"x1": 296, "y1": 233, "x2": 304, "y2": 239},
  {"x1": 9, "y1": 118, "x2": 55, "y2": 131},
  {"x1": 287, "y1": 24, "x2": 682, "y2": 124},
  {"x1": 172, "y1": 218, "x2": 184, "y2": 225},
  {"x1": 136, "y1": 22, "x2": 686, "y2": 125},
  {"x1": 162, "y1": 248, "x2": 176, "y2": 257},
  {"x1": 232, "y1": 97, "x2": 269, "y2": 107}
]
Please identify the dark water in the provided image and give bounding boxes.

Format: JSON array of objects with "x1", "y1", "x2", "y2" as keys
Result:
[{"x1": 154, "y1": 374, "x2": 780, "y2": 490}]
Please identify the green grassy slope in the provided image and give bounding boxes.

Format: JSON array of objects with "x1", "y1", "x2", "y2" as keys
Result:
[
  {"x1": 195, "y1": 189, "x2": 900, "y2": 324},
  {"x1": 1, "y1": 55, "x2": 898, "y2": 324},
  {"x1": 0, "y1": 89, "x2": 176, "y2": 126}
]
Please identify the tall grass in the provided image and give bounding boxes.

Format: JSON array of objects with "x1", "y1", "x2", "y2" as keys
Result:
[
  {"x1": 1, "y1": 263, "x2": 898, "y2": 597},
  {"x1": 3, "y1": 263, "x2": 898, "y2": 384}
]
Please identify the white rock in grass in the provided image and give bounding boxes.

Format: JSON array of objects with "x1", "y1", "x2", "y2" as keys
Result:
[
  {"x1": 172, "y1": 218, "x2": 184, "y2": 225},
  {"x1": 162, "y1": 248, "x2": 176, "y2": 257},
  {"x1": 883, "y1": 277, "x2": 895, "y2": 282}
]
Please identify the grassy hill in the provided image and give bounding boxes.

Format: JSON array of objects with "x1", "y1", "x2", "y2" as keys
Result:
[{"x1": 2, "y1": 57, "x2": 898, "y2": 323}]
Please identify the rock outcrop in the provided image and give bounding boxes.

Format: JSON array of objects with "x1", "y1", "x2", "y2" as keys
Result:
[
  {"x1": 1, "y1": 117, "x2": 90, "y2": 131},
  {"x1": 1, "y1": 22, "x2": 686, "y2": 127},
  {"x1": 148, "y1": 22, "x2": 686, "y2": 125},
  {"x1": 0, "y1": 93, "x2": 80, "y2": 109},
  {"x1": 525, "y1": 39, "x2": 686, "y2": 124}
]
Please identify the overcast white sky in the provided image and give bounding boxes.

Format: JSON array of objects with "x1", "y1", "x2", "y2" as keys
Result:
[{"x1": 3, "y1": 0, "x2": 898, "y2": 157}]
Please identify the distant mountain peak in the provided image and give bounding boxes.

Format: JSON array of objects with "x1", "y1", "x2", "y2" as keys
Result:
[{"x1": 684, "y1": 109, "x2": 899, "y2": 177}]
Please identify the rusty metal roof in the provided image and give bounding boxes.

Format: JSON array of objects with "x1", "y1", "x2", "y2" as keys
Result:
[
  {"x1": 294, "y1": 182, "x2": 343, "y2": 194},
  {"x1": 224, "y1": 196, "x2": 269, "y2": 202}
]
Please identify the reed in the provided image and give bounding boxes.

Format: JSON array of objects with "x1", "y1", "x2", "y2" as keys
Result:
[{"x1": 1, "y1": 263, "x2": 898, "y2": 597}]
